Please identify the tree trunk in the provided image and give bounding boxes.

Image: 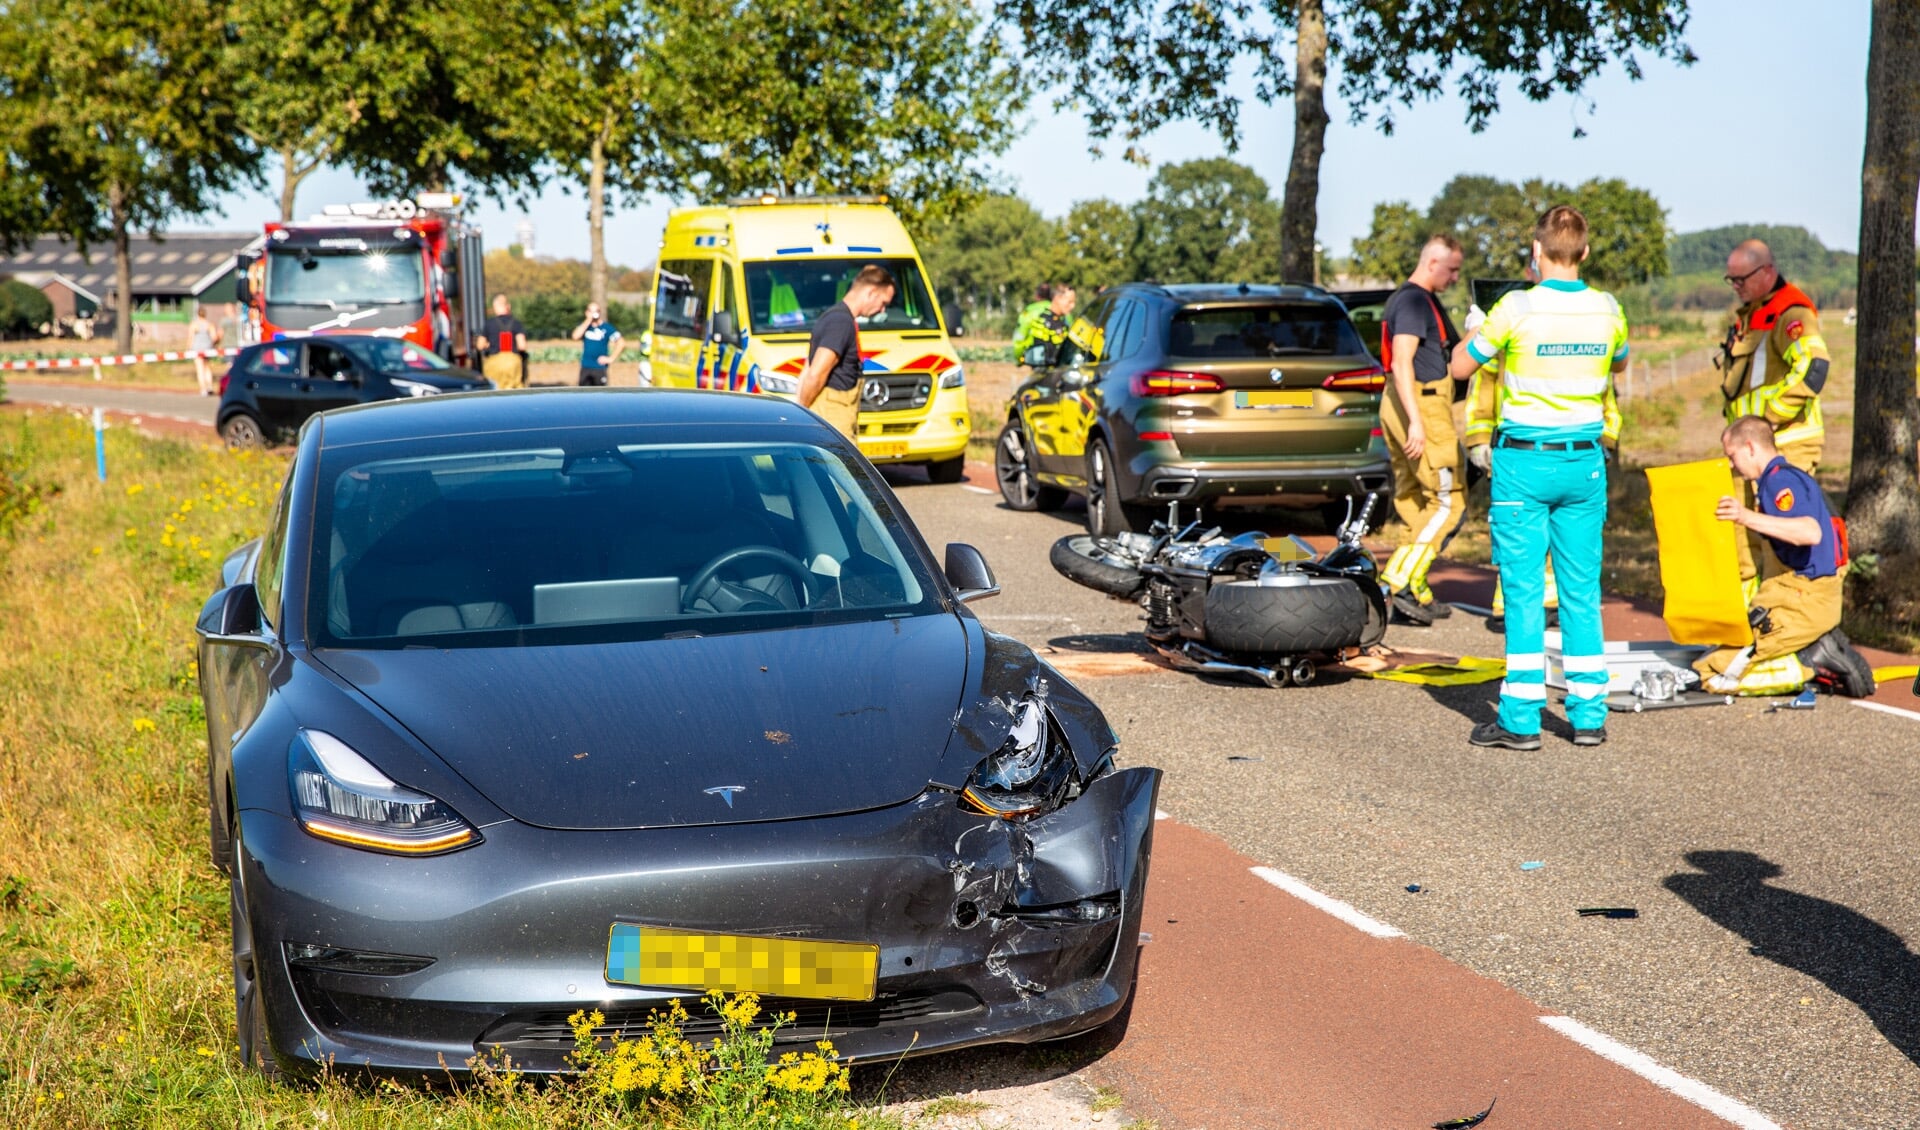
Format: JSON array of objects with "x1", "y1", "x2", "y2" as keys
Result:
[
  {"x1": 110, "y1": 183, "x2": 133, "y2": 355},
  {"x1": 1279, "y1": 0, "x2": 1329, "y2": 284},
  {"x1": 278, "y1": 144, "x2": 317, "y2": 222},
  {"x1": 1847, "y1": 0, "x2": 1920, "y2": 555},
  {"x1": 588, "y1": 123, "x2": 609, "y2": 312}
]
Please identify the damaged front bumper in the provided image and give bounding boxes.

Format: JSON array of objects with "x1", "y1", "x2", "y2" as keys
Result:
[{"x1": 239, "y1": 765, "x2": 1160, "y2": 1077}]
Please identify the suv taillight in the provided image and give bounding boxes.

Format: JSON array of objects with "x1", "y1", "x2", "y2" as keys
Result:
[
  {"x1": 1321, "y1": 366, "x2": 1385, "y2": 392},
  {"x1": 1133, "y1": 369, "x2": 1224, "y2": 397},
  {"x1": 218, "y1": 368, "x2": 231, "y2": 396}
]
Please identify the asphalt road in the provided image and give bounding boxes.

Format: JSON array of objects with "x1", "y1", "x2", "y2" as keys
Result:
[
  {"x1": 889, "y1": 465, "x2": 1920, "y2": 1130},
  {"x1": 11, "y1": 379, "x2": 1918, "y2": 1126},
  {"x1": 3, "y1": 376, "x2": 221, "y2": 427}
]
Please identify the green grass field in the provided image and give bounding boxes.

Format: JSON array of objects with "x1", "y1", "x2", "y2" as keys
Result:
[{"x1": 0, "y1": 411, "x2": 919, "y2": 1128}]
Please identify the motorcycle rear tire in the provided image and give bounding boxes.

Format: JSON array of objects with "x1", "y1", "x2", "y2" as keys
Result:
[
  {"x1": 1049, "y1": 535, "x2": 1148, "y2": 600},
  {"x1": 1205, "y1": 577, "x2": 1370, "y2": 655}
]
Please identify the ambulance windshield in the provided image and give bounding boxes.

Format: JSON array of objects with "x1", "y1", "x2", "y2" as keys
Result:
[{"x1": 743, "y1": 258, "x2": 940, "y2": 335}]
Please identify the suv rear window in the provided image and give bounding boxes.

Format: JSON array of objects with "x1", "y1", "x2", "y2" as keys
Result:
[{"x1": 1168, "y1": 304, "x2": 1367, "y2": 360}]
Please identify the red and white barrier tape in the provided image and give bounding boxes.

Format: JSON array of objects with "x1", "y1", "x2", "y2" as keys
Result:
[{"x1": 0, "y1": 347, "x2": 241, "y2": 373}]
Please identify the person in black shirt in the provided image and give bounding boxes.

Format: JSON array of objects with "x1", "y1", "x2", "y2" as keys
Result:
[
  {"x1": 1379, "y1": 234, "x2": 1466, "y2": 625},
  {"x1": 479, "y1": 295, "x2": 528, "y2": 388},
  {"x1": 796, "y1": 265, "x2": 896, "y2": 438}
]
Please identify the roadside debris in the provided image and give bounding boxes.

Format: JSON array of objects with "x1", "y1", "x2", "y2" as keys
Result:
[
  {"x1": 1576, "y1": 907, "x2": 1639, "y2": 919},
  {"x1": 1405, "y1": 883, "x2": 1423, "y2": 893},
  {"x1": 1433, "y1": 1096, "x2": 1496, "y2": 1129},
  {"x1": 1225, "y1": 755, "x2": 1265, "y2": 762},
  {"x1": 1519, "y1": 861, "x2": 1544, "y2": 871},
  {"x1": 1766, "y1": 687, "x2": 1818, "y2": 713}
]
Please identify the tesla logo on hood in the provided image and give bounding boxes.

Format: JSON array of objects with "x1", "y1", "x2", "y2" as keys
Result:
[{"x1": 703, "y1": 785, "x2": 746, "y2": 808}]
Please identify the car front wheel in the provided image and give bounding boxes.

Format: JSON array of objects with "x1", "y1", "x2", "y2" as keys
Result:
[
  {"x1": 220, "y1": 412, "x2": 265, "y2": 450},
  {"x1": 230, "y1": 842, "x2": 281, "y2": 1080}
]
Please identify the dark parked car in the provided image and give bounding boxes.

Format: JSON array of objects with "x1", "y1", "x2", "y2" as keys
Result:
[
  {"x1": 216, "y1": 335, "x2": 490, "y2": 447},
  {"x1": 996, "y1": 283, "x2": 1391, "y2": 535},
  {"x1": 197, "y1": 388, "x2": 1159, "y2": 1078}
]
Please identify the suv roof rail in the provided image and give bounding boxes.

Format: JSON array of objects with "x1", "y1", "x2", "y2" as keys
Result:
[{"x1": 723, "y1": 193, "x2": 890, "y2": 207}]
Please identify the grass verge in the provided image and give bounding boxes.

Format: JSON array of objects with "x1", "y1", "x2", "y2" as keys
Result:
[{"x1": 0, "y1": 410, "x2": 910, "y2": 1127}]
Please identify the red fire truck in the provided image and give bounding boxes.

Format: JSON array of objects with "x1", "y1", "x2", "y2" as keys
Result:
[{"x1": 236, "y1": 194, "x2": 486, "y2": 362}]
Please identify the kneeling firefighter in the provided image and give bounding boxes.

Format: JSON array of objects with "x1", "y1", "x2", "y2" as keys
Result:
[{"x1": 1695, "y1": 416, "x2": 1875, "y2": 697}]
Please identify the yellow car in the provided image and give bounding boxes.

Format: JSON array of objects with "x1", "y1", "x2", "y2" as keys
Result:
[{"x1": 648, "y1": 196, "x2": 970, "y2": 481}]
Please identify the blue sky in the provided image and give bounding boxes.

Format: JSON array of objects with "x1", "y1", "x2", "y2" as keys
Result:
[{"x1": 189, "y1": 2, "x2": 1871, "y2": 266}]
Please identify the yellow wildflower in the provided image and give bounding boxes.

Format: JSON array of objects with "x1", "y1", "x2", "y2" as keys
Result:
[{"x1": 132, "y1": 718, "x2": 156, "y2": 733}]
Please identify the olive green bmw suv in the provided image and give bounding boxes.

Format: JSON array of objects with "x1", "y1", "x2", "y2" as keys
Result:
[{"x1": 995, "y1": 283, "x2": 1391, "y2": 535}]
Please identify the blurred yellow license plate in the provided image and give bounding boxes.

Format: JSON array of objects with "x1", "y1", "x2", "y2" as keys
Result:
[
  {"x1": 860, "y1": 439, "x2": 910, "y2": 458},
  {"x1": 605, "y1": 924, "x2": 878, "y2": 1002},
  {"x1": 1235, "y1": 389, "x2": 1315, "y2": 409}
]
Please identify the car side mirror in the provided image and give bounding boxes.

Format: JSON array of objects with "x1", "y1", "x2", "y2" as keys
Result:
[
  {"x1": 1021, "y1": 343, "x2": 1052, "y2": 368},
  {"x1": 711, "y1": 310, "x2": 740, "y2": 346},
  {"x1": 944, "y1": 543, "x2": 1000, "y2": 603},
  {"x1": 943, "y1": 302, "x2": 967, "y2": 337},
  {"x1": 197, "y1": 583, "x2": 261, "y2": 638},
  {"x1": 1061, "y1": 368, "x2": 1090, "y2": 388}
]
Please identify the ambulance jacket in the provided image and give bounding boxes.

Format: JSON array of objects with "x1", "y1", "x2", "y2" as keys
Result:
[
  {"x1": 1719, "y1": 281, "x2": 1828, "y2": 451},
  {"x1": 1465, "y1": 354, "x2": 1621, "y2": 449},
  {"x1": 1461, "y1": 279, "x2": 1629, "y2": 442}
]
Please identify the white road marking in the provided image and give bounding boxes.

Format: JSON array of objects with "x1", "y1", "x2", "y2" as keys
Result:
[
  {"x1": 1538, "y1": 1016, "x2": 1782, "y2": 1130},
  {"x1": 1250, "y1": 866, "x2": 1404, "y2": 939},
  {"x1": 961, "y1": 485, "x2": 995, "y2": 495},
  {"x1": 1854, "y1": 700, "x2": 1920, "y2": 724},
  {"x1": 1154, "y1": 809, "x2": 1169, "y2": 821}
]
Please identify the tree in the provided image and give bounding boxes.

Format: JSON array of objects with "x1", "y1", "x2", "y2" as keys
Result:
[
  {"x1": 1847, "y1": 0, "x2": 1920, "y2": 559},
  {"x1": 462, "y1": 0, "x2": 666, "y2": 311},
  {"x1": 1058, "y1": 199, "x2": 1137, "y2": 293},
  {"x1": 657, "y1": 0, "x2": 1024, "y2": 218},
  {"x1": 0, "y1": 279, "x2": 53, "y2": 337},
  {"x1": 1349, "y1": 202, "x2": 1425, "y2": 282},
  {"x1": 1131, "y1": 159, "x2": 1281, "y2": 285},
  {"x1": 1354, "y1": 174, "x2": 1668, "y2": 290},
  {"x1": 0, "y1": 0, "x2": 260, "y2": 353},
  {"x1": 919, "y1": 193, "x2": 1059, "y2": 320},
  {"x1": 1004, "y1": 0, "x2": 1695, "y2": 282}
]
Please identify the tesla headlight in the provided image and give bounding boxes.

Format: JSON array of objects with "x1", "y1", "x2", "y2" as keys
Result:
[
  {"x1": 289, "y1": 730, "x2": 479, "y2": 854},
  {"x1": 390, "y1": 378, "x2": 440, "y2": 398},
  {"x1": 960, "y1": 679, "x2": 1078, "y2": 821},
  {"x1": 940, "y1": 364, "x2": 965, "y2": 389}
]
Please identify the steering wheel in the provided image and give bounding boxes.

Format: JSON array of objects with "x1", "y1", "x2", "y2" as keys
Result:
[{"x1": 681, "y1": 546, "x2": 815, "y2": 614}]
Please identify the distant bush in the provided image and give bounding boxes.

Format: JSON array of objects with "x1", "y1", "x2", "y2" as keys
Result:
[
  {"x1": 513, "y1": 294, "x2": 649, "y2": 341},
  {"x1": 0, "y1": 279, "x2": 52, "y2": 339}
]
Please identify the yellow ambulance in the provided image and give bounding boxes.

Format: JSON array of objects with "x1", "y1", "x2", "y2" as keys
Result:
[{"x1": 647, "y1": 195, "x2": 970, "y2": 481}]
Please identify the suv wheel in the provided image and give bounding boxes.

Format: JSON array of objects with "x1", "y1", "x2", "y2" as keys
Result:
[
  {"x1": 220, "y1": 412, "x2": 264, "y2": 450},
  {"x1": 1084, "y1": 438, "x2": 1145, "y2": 535},
  {"x1": 997, "y1": 420, "x2": 1066, "y2": 511},
  {"x1": 926, "y1": 454, "x2": 966, "y2": 485}
]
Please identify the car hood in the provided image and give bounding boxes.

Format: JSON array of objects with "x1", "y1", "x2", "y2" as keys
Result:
[{"x1": 313, "y1": 614, "x2": 970, "y2": 830}]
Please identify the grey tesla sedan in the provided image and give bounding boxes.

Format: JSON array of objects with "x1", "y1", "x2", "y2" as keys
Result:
[{"x1": 195, "y1": 387, "x2": 1160, "y2": 1078}]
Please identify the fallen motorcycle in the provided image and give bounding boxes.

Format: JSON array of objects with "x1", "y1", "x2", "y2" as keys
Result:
[{"x1": 1049, "y1": 497, "x2": 1388, "y2": 687}]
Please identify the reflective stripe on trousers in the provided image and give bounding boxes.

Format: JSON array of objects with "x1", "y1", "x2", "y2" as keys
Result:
[{"x1": 1489, "y1": 444, "x2": 1610, "y2": 733}]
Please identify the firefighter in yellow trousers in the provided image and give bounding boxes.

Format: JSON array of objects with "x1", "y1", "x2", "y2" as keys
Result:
[
  {"x1": 1378, "y1": 235, "x2": 1468, "y2": 625},
  {"x1": 1717, "y1": 239, "x2": 1829, "y2": 596}
]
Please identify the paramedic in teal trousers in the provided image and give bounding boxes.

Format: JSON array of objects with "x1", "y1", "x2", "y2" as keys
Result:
[{"x1": 1449, "y1": 205, "x2": 1629, "y2": 749}]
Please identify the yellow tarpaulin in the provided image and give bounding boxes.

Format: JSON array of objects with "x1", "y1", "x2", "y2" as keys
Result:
[
  {"x1": 1369, "y1": 656, "x2": 1507, "y2": 687},
  {"x1": 1645, "y1": 459, "x2": 1752, "y2": 647}
]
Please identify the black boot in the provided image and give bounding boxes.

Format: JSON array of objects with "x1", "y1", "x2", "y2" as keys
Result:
[
  {"x1": 1798, "y1": 628, "x2": 1877, "y2": 698},
  {"x1": 1391, "y1": 589, "x2": 1435, "y2": 626}
]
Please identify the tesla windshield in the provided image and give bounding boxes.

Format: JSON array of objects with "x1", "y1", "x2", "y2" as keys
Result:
[
  {"x1": 744, "y1": 258, "x2": 940, "y2": 335},
  {"x1": 311, "y1": 440, "x2": 940, "y2": 647},
  {"x1": 268, "y1": 248, "x2": 425, "y2": 307}
]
